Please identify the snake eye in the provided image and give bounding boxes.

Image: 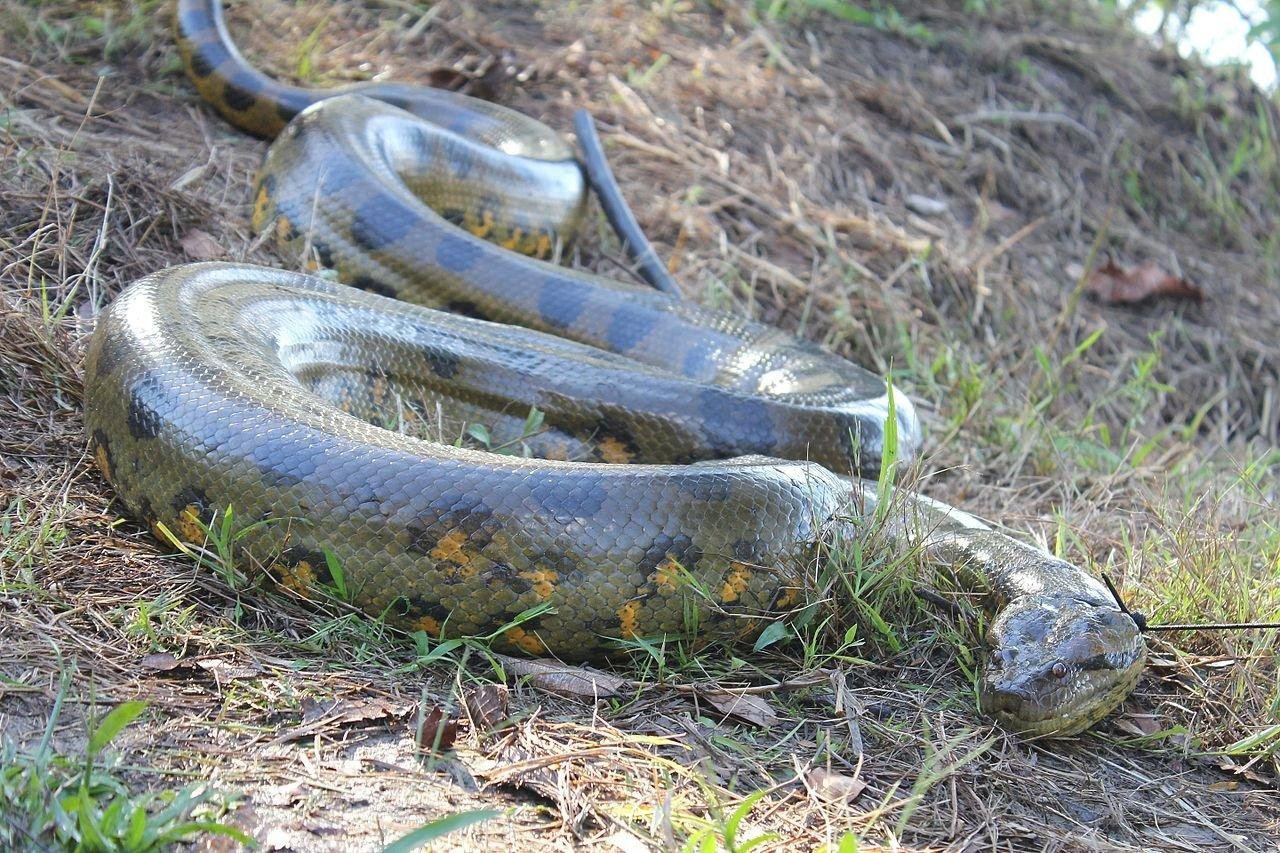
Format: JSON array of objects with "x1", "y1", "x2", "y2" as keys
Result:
[{"x1": 1050, "y1": 662, "x2": 1069, "y2": 680}]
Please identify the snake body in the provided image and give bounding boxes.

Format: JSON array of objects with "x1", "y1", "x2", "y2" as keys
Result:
[{"x1": 81, "y1": 0, "x2": 1145, "y2": 736}]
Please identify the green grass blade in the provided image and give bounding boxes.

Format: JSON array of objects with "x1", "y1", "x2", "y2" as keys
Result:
[{"x1": 382, "y1": 809, "x2": 500, "y2": 852}]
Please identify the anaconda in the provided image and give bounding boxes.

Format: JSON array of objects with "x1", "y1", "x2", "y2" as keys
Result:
[{"x1": 80, "y1": 0, "x2": 1146, "y2": 737}]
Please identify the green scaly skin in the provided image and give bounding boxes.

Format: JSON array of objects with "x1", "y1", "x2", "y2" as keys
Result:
[{"x1": 80, "y1": 0, "x2": 1147, "y2": 737}]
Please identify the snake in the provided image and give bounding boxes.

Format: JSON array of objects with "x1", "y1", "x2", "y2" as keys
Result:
[{"x1": 80, "y1": 0, "x2": 1146, "y2": 737}]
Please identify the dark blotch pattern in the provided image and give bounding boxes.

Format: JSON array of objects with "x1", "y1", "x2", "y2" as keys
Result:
[
  {"x1": 676, "y1": 472, "x2": 732, "y2": 502},
  {"x1": 349, "y1": 275, "x2": 396, "y2": 299},
  {"x1": 221, "y1": 74, "x2": 260, "y2": 113},
  {"x1": 605, "y1": 303, "x2": 659, "y2": 353},
  {"x1": 638, "y1": 532, "x2": 701, "y2": 576},
  {"x1": 90, "y1": 428, "x2": 114, "y2": 477},
  {"x1": 351, "y1": 196, "x2": 416, "y2": 252},
  {"x1": 433, "y1": 233, "x2": 483, "y2": 273},
  {"x1": 699, "y1": 389, "x2": 777, "y2": 456},
  {"x1": 186, "y1": 46, "x2": 216, "y2": 80},
  {"x1": 406, "y1": 492, "x2": 497, "y2": 556},
  {"x1": 537, "y1": 278, "x2": 586, "y2": 330},
  {"x1": 422, "y1": 345, "x2": 460, "y2": 379},
  {"x1": 280, "y1": 546, "x2": 336, "y2": 585},
  {"x1": 126, "y1": 373, "x2": 167, "y2": 440},
  {"x1": 443, "y1": 299, "x2": 486, "y2": 319},
  {"x1": 528, "y1": 476, "x2": 609, "y2": 521},
  {"x1": 396, "y1": 595, "x2": 452, "y2": 622},
  {"x1": 170, "y1": 486, "x2": 212, "y2": 516}
]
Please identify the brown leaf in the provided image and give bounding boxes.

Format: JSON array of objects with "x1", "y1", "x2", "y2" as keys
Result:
[
  {"x1": 300, "y1": 696, "x2": 403, "y2": 727},
  {"x1": 415, "y1": 704, "x2": 458, "y2": 754},
  {"x1": 805, "y1": 768, "x2": 866, "y2": 803},
  {"x1": 1114, "y1": 713, "x2": 1163, "y2": 737},
  {"x1": 270, "y1": 697, "x2": 406, "y2": 745},
  {"x1": 140, "y1": 652, "x2": 182, "y2": 671},
  {"x1": 180, "y1": 229, "x2": 223, "y2": 261},
  {"x1": 195, "y1": 658, "x2": 259, "y2": 681},
  {"x1": 463, "y1": 684, "x2": 509, "y2": 732},
  {"x1": 1085, "y1": 259, "x2": 1202, "y2": 305},
  {"x1": 696, "y1": 688, "x2": 779, "y2": 728},
  {"x1": 424, "y1": 67, "x2": 472, "y2": 91},
  {"x1": 499, "y1": 657, "x2": 626, "y2": 700}
]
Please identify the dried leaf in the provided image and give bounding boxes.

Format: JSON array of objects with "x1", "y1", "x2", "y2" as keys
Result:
[
  {"x1": 697, "y1": 688, "x2": 779, "y2": 728},
  {"x1": 805, "y1": 768, "x2": 866, "y2": 803},
  {"x1": 463, "y1": 684, "x2": 509, "y2": 732},
  {"x1": 1113, "y1": 713, "x2": 1164, "y2": 738},
  {"x1": 499, "y1": 656, "x2": 625, "y2": 699},
  {"x1": 139, "y1": 652, "x2": 182, "y2": 671},
  {"x1": 300, "y1": 697, "x2": 403, "y2": 727},
  {"x1": 905, "y1": 193, "x2": 948, "y2": 216},
  {"x1": 1084, "y1": 259, "x2": 1202, "y2": 305},
  {"x1": 195, "y1": 658, "x2": 258, "y2": 681},
  {"x1": 180, "y1": 229, "x2": 223, "y2": 261},
  {"x1": 424, "y1": 67, "x2": 471, "y2": 91},
  {"x1": 415, "y1": 704, "x2": 458, "y2": 754}
]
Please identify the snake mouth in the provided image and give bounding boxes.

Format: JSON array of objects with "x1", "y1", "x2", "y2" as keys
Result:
[
  {"x1": 979, "y1": 655, "x2": 1145, "y2": 739},
  {"x1": 980, "y1": 687, "x2": 1094, "y2": 738}
]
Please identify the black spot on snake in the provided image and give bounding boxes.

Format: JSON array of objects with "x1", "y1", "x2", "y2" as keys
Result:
[
  {"x1": 394, "y1": 595, "x2": 451, "y2": 622},
  {"x1": 528, "y1": 475, "x2": 608, "y2": 521},
  {"x1": 90, "y1": 328, "x2": 127, "y2": 377},
  {"x1": 221, "y1": 74, "x2": 259, "y2": 113},
  {"x1": 438, "y1": 207, "x2": 468, "y2": 228},
  {"x1": 637, "y1": 532, "x2": 700, "y2": 576},
  {"x1": 675, "y1": 472, "x2": 732, "y2": 502},
  {"x1": 349, "y1": 275, "x2": 396, "y2": 299},
  {"x1": 406, "y1": 492, "x2": 497, "y2": 555},
  {"x1": 280, "y1": 546, "x2": 335, "y2": 584},
  {"x1": 483, "y1": 562, "x2": 522, "y2": 587},
  {"x1": 443, "y1": 299, "x2": 486, "y2": 319},
  {"x1": 422, "y1": 344, "x2": 460, "y2": 379},
  {"x1": 90, "y1": 428, "x2": 114, "y2": 478},
  {"x1": 137, "y1": 496, "x2": 157, "y2": 526},
  {"x1": 318, "y1": 159, "x2": 362, "y2": 194},
  {"x1": 536, "y1": 279, "x2": 586, "y2": 330},
  {"x1": 443, "y1": 139, "x2": 475, "y2": 180},
  {"x1": 680, "y1": 338, "x2": 717, "y2": 379},
  {"x1": 186, "y1": 46, "x2": 216, "y2": 80},
  {"x1": 125, "y1": 373, "x2": 167, "y2": 440},
  {"x1": 433, "y1": 233, "x2": 482, "y2": 273},
  {"x1": 605, "y1": 303, "x2": 659, "y2": 353},
  {"x1": 246, "y1": 432, "x2": 314, "y2": 489},
  {"x1": 731, "y1": 538, "x2": 766, "y2": 563},
  {"x1": 275, "y1": 100, "x2": 296, "y2": 128},
  {"x1": 698, "y1": 389, "x2": 777, "y2": 456},
  {"x1": 170, "y1": 486, "x2": 212, "y2": 516},
  {"x1": 351, "y1": 196, "x2": 416, "y2": 252}
]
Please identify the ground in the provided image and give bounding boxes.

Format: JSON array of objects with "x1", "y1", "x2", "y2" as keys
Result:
[{"x1": 1, "y1": 0, "x2": 1279, "y2": 850}]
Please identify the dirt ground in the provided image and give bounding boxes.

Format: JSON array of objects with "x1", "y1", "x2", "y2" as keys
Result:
[{"x1": 2, "y1": 0, "x2": 1279, "y2": 850}]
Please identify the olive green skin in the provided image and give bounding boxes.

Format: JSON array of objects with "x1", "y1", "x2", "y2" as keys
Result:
[
  {"x1": 83, "y1": 263, "x2": 864, "y2": 655},
  {"x1": 86, "y1": 0, "x2": 1146, "y2": 733}
]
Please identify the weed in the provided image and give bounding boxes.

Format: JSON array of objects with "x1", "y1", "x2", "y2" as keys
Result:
[{"x1": 0, "y1": 685, "x2": 246, "y2": 850}]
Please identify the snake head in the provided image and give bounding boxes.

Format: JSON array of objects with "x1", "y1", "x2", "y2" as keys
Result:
[{"x1": 979, "y1": 593, "x2": 1146, "y2": 738}]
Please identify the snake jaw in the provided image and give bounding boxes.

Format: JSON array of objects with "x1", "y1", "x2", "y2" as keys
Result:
[{"x1": 979, "y1": 594, "x2": 1147, "y2": 738}]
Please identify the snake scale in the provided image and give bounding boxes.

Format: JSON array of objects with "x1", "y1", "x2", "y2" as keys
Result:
[{"x1": 81, "y1": 0, "x2": 1146, "y2": 736}]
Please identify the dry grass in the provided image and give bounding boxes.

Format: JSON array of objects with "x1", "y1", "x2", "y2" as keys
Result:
[{"x1": 2, "y1": 0, "x2": 1278, "y2": 849}]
